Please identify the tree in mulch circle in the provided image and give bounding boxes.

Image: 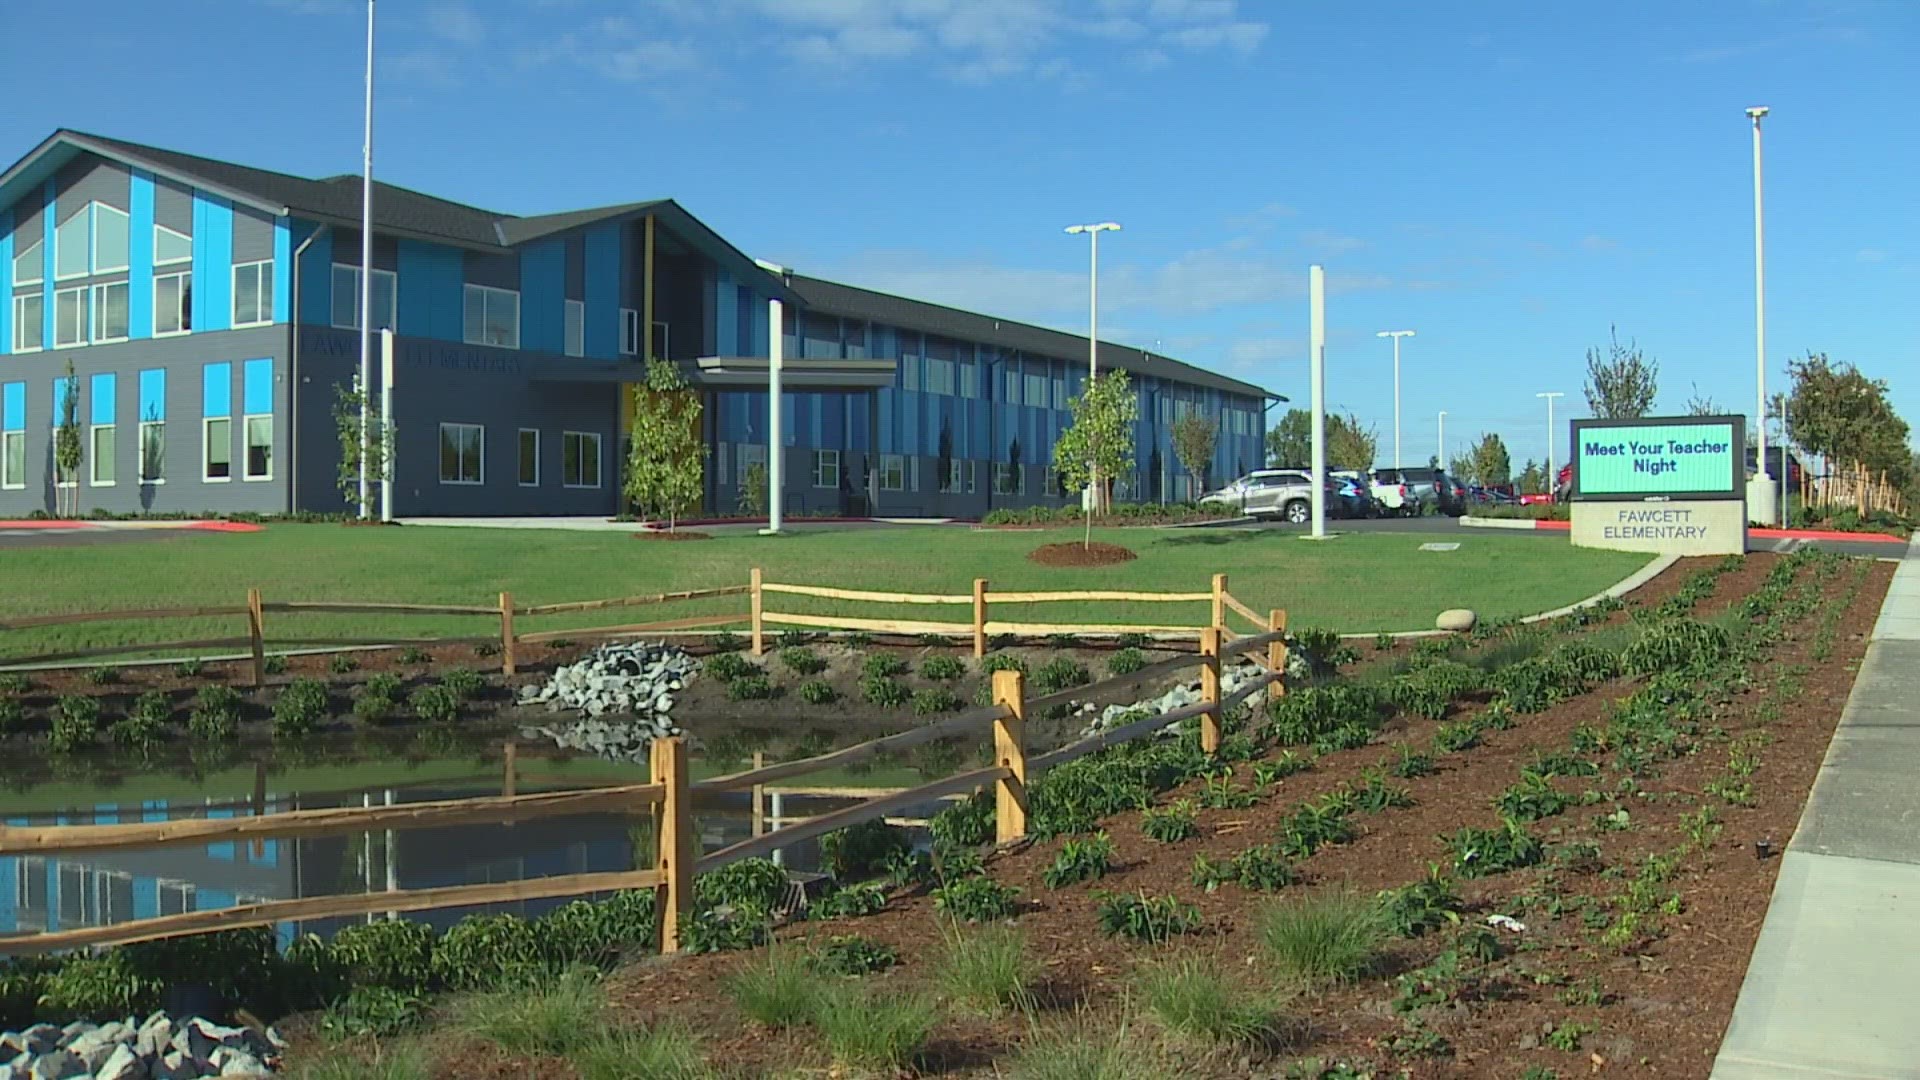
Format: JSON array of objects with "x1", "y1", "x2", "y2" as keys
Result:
[
  {"x1": 1171, "y1": 412, "x2": 1218, "y2": 502},
  {"x1": 1051, "y1": 369, "x2": 1138, "y2": 549},
  {"x1": 624, "y1": 357, "x2": 707, "y2": 532}
]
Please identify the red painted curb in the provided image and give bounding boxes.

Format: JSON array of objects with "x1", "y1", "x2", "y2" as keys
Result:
[{"x1": 188, "y1": 521, "x2": 265, "y2": 533}]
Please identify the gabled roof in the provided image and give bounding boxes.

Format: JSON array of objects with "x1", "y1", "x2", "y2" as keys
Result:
[
  {"x1": 498, "y1": 201, "x2": 669, "y2": 246},
  {"x1": 783, "y1": 274, "x2": 1278, "y2": 401}
]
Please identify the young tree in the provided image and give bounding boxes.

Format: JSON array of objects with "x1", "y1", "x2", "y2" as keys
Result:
[
  {"x1": 624, "y1": 358, "x2": 708, "y2": 530},
  {"x1": 1324, "y1": 411, "x2": 1378, "y2": 472},
  {"x1": 332, "y1": 374, "x2": 393, "y2": 513},
  {"x1": 1052, "y1": 370, "x2": 1138, "y2": 549},
  {"x1": 1171, "y1": 413, "x2": 1218, "y2": 500},
  {"x1": 1684, "y1": 382, "x2": 1723, "y2": 416},
  {"x1": 1516, "y1": 458, "x2": 1546, "y2": 495},
  {"x1": 1448, "y1": 453, "x2": 1477, "y2": 485},
  {"x1": 1266, "y1": 408, "x2": 1311, "y2": 468},
  {"x1": 1467, "y1": 432, "x2": 1511, "y2": 488},
  {"x1": 54, "y1": 360, "x2": 83, "y2": 518},
  {"x1": 1583, "y1": 327, "x2": 1660, "y2": 419},
  {"x1": 1785, "y1": 352, "x2": 1911, "y2": 485}
]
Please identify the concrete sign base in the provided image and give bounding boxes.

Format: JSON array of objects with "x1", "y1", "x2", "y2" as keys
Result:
[{"x1": 1571, "y1": 499, "x2": 1748, "y2": 556}]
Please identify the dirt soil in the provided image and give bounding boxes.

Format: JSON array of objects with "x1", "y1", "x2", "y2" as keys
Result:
[
  {"x1": 1026, "y1": 541, "x2": 1138, "y2": 567},
  {"x1": 632, "y1": 531, "x2": 713, "y2": 541},
  {"x1": 363, "y1": 551, "x2": 1891, "y2": 1080}
]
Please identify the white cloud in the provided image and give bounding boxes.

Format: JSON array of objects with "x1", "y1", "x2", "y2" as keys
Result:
[
  {"x1": 1581, "y1": 234, "x2": 1621, "y2": 252},
  {"x1": 1227, "y1": 337, "x2": 1302, "y2": 369},
  {"x1": 521, "y1": 17, "x2": 699, "y2": 81},
  {"x1": 1148, "y1": 0, "x2": 1237, "y2": 19},
  {"x1": 1303, "y1": 230, "x2": 1367, "y2": 255},
  {"x1": 1162, "y1": 21, "x2": 1267, "y2": 53},
  {"x1": 1857, "y1": 247, "x2": 1889, "y2": 262},
  {"x1": 427, "y1": 1, "x2": 485, "y2": 45}
]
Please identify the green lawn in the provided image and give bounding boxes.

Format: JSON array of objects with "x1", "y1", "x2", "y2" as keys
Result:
[{"x1": 0, "y1": 524, "x2": 1650, "y2": 660}]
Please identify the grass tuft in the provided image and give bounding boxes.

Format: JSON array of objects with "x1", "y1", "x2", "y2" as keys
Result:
[
  {"x1": 1010, "y1": 1017, "x2": 1166, "y2": 1080},
  {"x1": 1137, "y1": 954, "x2": 1284, "y2": 1046},
  {"x1": 725, "y1": 944, "x2": 820, "y2": 1029},
  {"x1": 568, "y1": 1022, "x2": 715, "y2": 1080},
  {"x1": 812, "y1": 982, "x2": 940, "y2": 1072},
  {"x1": 1256, "y1": 889, "x2": 1389, "y2": 985},
  {"x1": 450, "y1": 968, "x2": 606, "y2": 1055},
  {"x1": 936, "y1": 924, "x2": 1037, "y2": 1013}
]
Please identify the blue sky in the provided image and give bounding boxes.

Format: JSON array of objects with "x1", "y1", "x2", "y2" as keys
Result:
[{"x1": 4, "y1": 0, "x2": 1915, "y2": 469}]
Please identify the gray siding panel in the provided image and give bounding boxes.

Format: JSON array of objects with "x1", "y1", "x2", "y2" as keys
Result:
[
  {"x1": 54, "y1": 154, "x2": 131, "y2": 214},
  {"x1": 154, "y1": 178, "x2": 193, "y2": 235},
  {"x1": 464, "y1": 251, "x2": 518, "y2": 290},
  {"x1": 232, "y1": 206, "x2": 275, "y2": 263},
  {"x1": 8, "y1": 197, "x2": 45, "y2": 249},
  {"x1": 564, "y1": 236, "x2": 584, "y2": 300},
  {"x1": 0, "y1": 326, "x2": 292, "y2": 517}
]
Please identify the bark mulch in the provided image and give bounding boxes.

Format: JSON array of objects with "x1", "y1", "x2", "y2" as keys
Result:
[{"x1": 1026, "y1": 541, "x2": 1138, "y2": 567}]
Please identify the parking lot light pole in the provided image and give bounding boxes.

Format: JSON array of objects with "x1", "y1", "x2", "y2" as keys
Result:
[
  {"x1": 1747, "y1": 106, "x2": 1776, "y2": 525},
  {"x1": 1537, "y1": 392, "x2": 1564, "y2": 496},
  {"x1": 1376, "y1": 330, "x2": 1414, "y2": 468},
  {"x1": 1065, "y1": 222, "x2": 1120, "y2": 510},
  {"x1": 1309, "y1": 266, "x2": 1327, "y2": 539},
  {"x1": 1437, "y1": 410, "x2": 1447, "y2": 470}
]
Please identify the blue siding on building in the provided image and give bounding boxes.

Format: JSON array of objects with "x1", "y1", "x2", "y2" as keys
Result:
[
  {"x1": 52, "y1": 375, "x2": 75, "y2": 428},
  {"x1": 41, "y1": 181, "x2": 56, "y2": 348},
  {"x1": 272, "y1": 216, "x2": 292, "y2": 323},
  {"x1": 296, "y1": 223, "x2": 332, "y2": 325},
  {"x1": 584, "y1": 224, "x2": 619, "y2": 358},
  {"x1": 397, "y1": 239, "x2": 463, "y2": 341},
  {"x1": 714, "y1": 269, "x2": 736, "y2": 356},
  {"x1": 139, "y1": 368, "x2": 165, "y2": 420},
  {"x1": 2, "y1": 383, "x2": 23, "y2": 430},
  {"x1": 90, "y1": 373, "x2": 115, "y2": 426},
  {"x1": 0, "y1": 207, "x2": 11, "y2": 356},
  {"x1": 203, "y1": 362, "x2": 231, "y2": 417},
  {"x1": 520, "y1": 240, "x2": 564, "y2": 353},
  {"x1": 129, "y1": 171, "x2": 155, "y2": 339},
  {"x1": 242, "y1": 359, "x2": 272, "y2": 415},
  {"x1": 193, "y1": 193, "x2": 235, "y2": 333}
]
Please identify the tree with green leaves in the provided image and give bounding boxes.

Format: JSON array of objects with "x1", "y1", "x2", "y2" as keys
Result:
[
  {"x1": 1171, "y1": 413, "x2": 1218, "y2": 500},
  {"x1": 1467, "y1": 432, "x2": 1511, "y2": 487},
  {"x1": 1583, "y1": 327, "x2": 1659, "y2": 419},
  {"x1": 624, "y1": 358, "x2": 708, "y2": 530},
  {"x1": 1325, "y1": 411, "x2": 1378, "y2": 472},
  {"x1": 1053, "y1": 369, "x2": 1138, "y2": 548},
  {"x1": 1516, "y1": 458, "x2": 1546, "y2": 495},
  {"x1": 1785, "y1": 352, "x2": 1911, "y2": 485},
  {"x1": 333, "y1": 374, "x2": 393, "y2": 513},
  {"x1": 54, "y1": 359, "x2": 83, "y2": 518},
  {"x1": 1266, "y1": 408, "x2": 1311, "y2": 468}
]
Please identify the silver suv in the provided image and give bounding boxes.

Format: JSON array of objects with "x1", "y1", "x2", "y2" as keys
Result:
[{"x1": 1200, "y1": 469, "x2": 1316, "y2": 523}]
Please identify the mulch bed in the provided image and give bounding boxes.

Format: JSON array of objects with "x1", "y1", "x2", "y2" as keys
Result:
[
  {"x1": 1027, "y1": 541, "x2": 1137, "y2": 567},
  {"x1": 632, "y1": 530, "x2": 713, "y2": 541},
  {"x1": 555, "y1": 552, "x2": 1892, "y2": 1079}
]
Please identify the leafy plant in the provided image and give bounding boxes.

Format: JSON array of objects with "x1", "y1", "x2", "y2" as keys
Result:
[
  {"x1": 1444, "y1": 820, "x2": 1544, "y2": 877},
  {"x1": 728, "y1": 674, "x2": 776, "y2": 701},
  {"x1": 813, "y1": 934, "x2": 899, "y2": 977},
  {"x1": 1494, "y1": 772, "x2": 1571, "y2": 822},
  {"x1": 1278, "y1": 802, "x2": 1354, "y2": 859},
  {"x1": 912, "y1": 687, "x2": 963, "y2": 715},
  {"x1": 1199, "y1": 776, "x2": 1257, "y2": 810},
  {"x1": 810, "y1": 882, "x2": 889, "y2": 919},
  {"x1": 1257, "y1": 890, "x2": 1388, "y2": 984},
  {"x1": 1107, "y1": 647, "x2": 1147, "y2": 676},
  {"x1": 706, "y1": 652, "x2": 756, "y2": 681},
  {"x1": 697, "y1": 857, "x2": 789, "y2": 913},
  {"x1": 1033, "y1": 657, "x2": 1092, "y2": 695},
  {"x1": 981, "y1": 654, "x2": 1027, "y2": 675},
  {"x1": 1622, "y1": 619, "x2": 1732, "y2": 676},
  {"x1": 930, "y1": 791, "x2": 995, "y2": 849},
  {"x1": 440, "y1": 668, "x2": 485, "y2": 700},
  {"x1": 1680, "y1": 806, "x2": 1723, "y2": 849},
  {"x1": 778, "y1": 646, "x2": 825, "y2": 675},
  {"x1": 473, "y1": 640, "x2": 500, "y2": 658},
  {"x1": 328, "y1": 654, "x2": 359, "y2": 675},
  {"x1": 1389, "y1": 743, "x2": 1436, "y2": 779},
  {"x1": 1141, "y1": 800, "x2": 1199, "y2": 843},
  {"x1": 0, "y1": 698, "x2": 23, "y2": 735},
  {"x1": 405, "y1": 683, "x2": 458, "y2": 723},
  {"x1": 352, "y1": 690, "x2": 396, "y2": 723},
  {"x1": 187, "y1": 684, "x2": 242, "y2": 742},
  {"x1": 1252, "y1": 752, "x2": 1313, "y2": 786},
  {"x1": 263, "y1": 654, "x2": 288, "y2": 675},
  {"x1": 820, "y1": 820, "x2": 910, "y2": 881},
  {"x1": 1544, "y1": 1021, "x2": 1593, "y2": 1052},
  {"x1": 83, "y1": 666, "x2": 121, "y2": 686},
  {"x1": 1348, "y1": 768, "x2": 1414, "y2": 812},
  {"x1": 109, "y1": 695, "x2": 167, "y2": 749},
  {"x1": 798, "y1": 679, "x2": 837, "y2": 705},
  {"x1": 1137, "y1": 955, "x2": 1280, "y2": 1046},
  {"x1": 49, "y1": 695, "x2": 101, "y2": 752},
  {"x1": 1376, "y1": 867, "x2": 1463, "y2": 938},
  {"x1": 1044, "y1": 832, "x2": 1117, "y2": 889},
  {"x1": 328, "y1": 919, "x2": 437, "y2": 992},
  {"x1": 317, "y1": 985, "x2": 428, "y2": 1039},
  {"x1": 1431, "y1": 720, "x2": 1480, "y2": 753},
  {"x1": 862, "y1": 654, "x2": 908, "y2": 679},
  {"x1": 861, "y1": 674, "x2": 909, "y2": 707},
  {"x1": 932, "y1": 876, "x2": 1021, "y2": 922},
  {"x1": 1095, "y1": 891, "x2": 1202, "y2": 942},
  {"x1": 921, "y1": 654, "x2": 967, "y2": 681},
  {"x1": 0, "y1": 673, "x2": 31, "y2": 694},
  {"x1": 271, "y1": 679, "x2": 329, "y2": 739},
  {"x1": 1375, "y1": 632, "x2": 1396, "y2": 651}
]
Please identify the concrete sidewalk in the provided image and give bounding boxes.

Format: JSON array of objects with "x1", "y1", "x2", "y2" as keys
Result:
[{"x1": 1712, "y1": 536, "x2": 1920, "y2": 1079}]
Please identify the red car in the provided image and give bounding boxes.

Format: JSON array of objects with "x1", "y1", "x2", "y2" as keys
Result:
[{"x1": 1517, "y1": 463, "x2": 1573, "y2": 505}]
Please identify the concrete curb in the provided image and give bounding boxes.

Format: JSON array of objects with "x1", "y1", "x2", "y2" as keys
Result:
[{"x1": 1458, "y1": 515, "x2": 1550, "y2": 531}]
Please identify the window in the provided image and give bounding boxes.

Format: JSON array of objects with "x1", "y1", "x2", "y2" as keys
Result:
[
  {"x1": 994, "y1": 463, "x2": 1025, "y2": 495},
  {"x1": 879, "y1": 453, "x2": 905, "y2": 491},
  {"x1": 55, "y1": 209, "x2": 89, "y2": 279},
  {"x1": 1026, "y1": 374, "x2": 1047, "y2": 407},
  {"x1": 463, "y1": 284, "x2": 519, "y2": 348},
  {"x1": 232, "y1": 261, "x2": 273, "y2": 326},
  {"x1": 140, "y1": 419, "x2": 164, "y2": 482},
  {"x1": 154, "y1": 225, "x2": 191, "y2": 266},
  {"x1": 518, "y1": 429, "x2": 540, "y2": 486},
  {"x1": 564, "y1": 299, "x2": 585, "y2": 357},
  {"x1": 1004, "y1": 369, "x2": 1021, "y2": 405},
  {"x1": 90, "y1": 425, "x2": 115, "y2": 485},
  {"x1": 652, "y1": 321, "x2": 669, "y2": 360},
  {"x1": 11, "y1": 292, "x2": 42, "y2": 351},
  {"x1": 959, "y1": 361, "x2": 978, "y2": 399},
  {"x1": 91, "y1": 281, "x2": 129, "y2": 342},
  {"x1": 1053, "y1": 377, "x2": 1067, "y2": 409},
  {"x1": 620, "y1": 308, "x2": 639, "y2": 356},
  {"x1": 204, "y1": 418, "x2": 231, "y2": 480},
  {"x1": 946, "y1": 459, "x2": 961, "y2": 492},
  {"x1": 966, "y1": 460, "x2": 977, "y2": 493},
  {"x1": 561, "y1": 431, "x2": 601, "y2": 488},
  {"x1": 54, "y1": 288, "x2": 85, "y2": 347},
  {"x1": 329, "y1": 264, "x2": 396, "y2": 330},
  {"x1": 12, "y1": 239, "x2": 41, "y2": 286},
  {"x1": 92, "y1": 205, "x2": 129, "y2": 274},
  {"x1": 154, "y1": 272, "x2": 192, "y2": 335},
  {"x1": 812, "y1": 449, "x2": 840, "y2": 488},
  {"x1": 439, "y1": 422, "x2": 483, "y2": 484},
  {"x1": 1, "y1": 383, "x2": 23, "y2": 490},
  {"x1": 736, "y1": 442, "x2": 766, "y2": 486},
  {"x1": 926, "y1": 358, "x2": 955, "y2": 396},
  {"x1": 244, "y1": 416, "x2": 272, "y2": 479}
]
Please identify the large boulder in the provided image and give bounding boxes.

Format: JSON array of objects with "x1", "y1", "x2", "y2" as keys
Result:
[{"x1": 1436, "y1": 609, "x2": 1477, "y2": 633}]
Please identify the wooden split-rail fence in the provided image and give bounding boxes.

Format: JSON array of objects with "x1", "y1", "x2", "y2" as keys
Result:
[{"x1": 0, "y1": 574, "x2": 1289, "y2": 955}]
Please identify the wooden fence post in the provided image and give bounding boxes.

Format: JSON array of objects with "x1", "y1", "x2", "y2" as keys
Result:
[
  {"x1": 972, "y1": 579, "x2": 988, "y2": 660},
  {"x1": 1210, "y1": 574, "x2": 1227, "y2": 632},
  {"x1": 991, "y1": 670, "x2": 1028, "y2": 843},
  {"x1": 750, "y1": 568, "x2": 765, "y2": 656},
  {"x1": 502, "y1": 741, "x2": 517, "y2": 797},
  {"x1": 750, "y1": 751, "x2": 766, "y2": 838},
  {"x1": 1199, "y1": 626, "x2": 1222, "y2": 755},
  {"x1": 1268, "y1": 609, "x2": 1288, "y2": 702},
  {"x1": 498, "y1": 591, "x2": 516, "y2": 676},
  {"x1": 652, "y1": 736, "x2": 693, "y2": 954},
  {"x1": 245, "y1": 588, "x2": 266, "y2": 688}
]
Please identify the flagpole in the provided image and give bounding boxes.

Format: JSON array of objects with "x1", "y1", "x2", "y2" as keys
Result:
[{"x1": 358, "y1": 0, "x2": 376, "y2": 519}]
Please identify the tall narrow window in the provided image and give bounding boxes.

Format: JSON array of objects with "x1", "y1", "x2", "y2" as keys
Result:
[
  {"x1": 462, "y1": 285, "x2": 519, "y2": 348},
  {"x1": 154, "y1": 273, "x2": 192, "y2": 335},
  {"x1": 562, "y1": 431, "x2": 601, "y2": 488},
  {"x1": 153, "y1": 225, "x2": 192, "y2": 267},
  {"x1": 88, "y1": 373, "x2": 115, "y2": 486},
  {"x1": 651, "y1": 321, "x2": 669, "y2": 360},
  {"x1": 619, "y1": 308, "x2": 639, "y2": 356},
  {"x1": 518, "y1": 428, "x2": 540, "y2": 486},
  {"x1": 55, "y1": 209, "x2": 89, "y2": 280},
  {"x1": 564, "y1": 299, "x2": 585, "y2": 357},
  {"x1": 330, "y1": 264, "x2": 397, "y2": 330},
  {"x1": 242, "y1": 359, "x2": 274, "y2": 481},
  {"x1": 11, "y1": 292, "x2": 42, "y2": 352},
  {"x1": 232, "y1": 261, "x2": 274, "y2": 326},
  {"x1": 91, "y1": 282, "x2": 129, "y2": 342},
  {"x1": 12, "y1": 239, "x2": 42, "y2": 286},
  {"x1": 92, "y1": 205, "x2": 129, "y2": 274},
  {"x1": 202, "y1": 362, "x2": 232, "y2": 481},
  {"x1": 138, "y1": 369, "x2": 166, "y2": 484},
  {"x1": 244, "y1": 416, "x2": 272, "y2": 479},
  {"x1": 54, "y1": 288, "x2": 85, "y2": 347},
  {"x1": 1, "y1": 382, "x2": 25, "y2": 490},
  {"x1": 439, "y1": 423, "x2": 484, "y2": 484}
]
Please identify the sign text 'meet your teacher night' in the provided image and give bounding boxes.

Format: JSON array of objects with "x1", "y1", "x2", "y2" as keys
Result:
[{"x1": 1575, "y1": 422, "x2": 1738, "y2": 496}]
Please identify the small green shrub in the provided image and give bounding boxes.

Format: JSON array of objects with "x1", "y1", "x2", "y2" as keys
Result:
[
  {"x1": 726, "y1": 946, "x2": 818, "y2": 1029},
  {"x1": 933, "y1": 876, "x2": 1021, "y2": 922},
  {"x1": 1347, "y1": 768, "x2": 1414, "y2": 812},
  {"x1": 705, "y1": 652, "x2": 756, "y2": 681},
  {"x1": 272, "y1": 679, "x2": 329, "y2": 738},
  {"x1": 936, "y1": 925, "x2": 1034, "y2": 1012},
  {"x1": 728, "y1": 674, "x2": 776, "y2": 701},
  {"x1": 83, "y1": 666, "x2": 121, "y2": 686},
  {"x1": 1389, "y1": 743, "x2": 1436, "y2": 778},
  {"x1": 812, "y1": 934, "x2": 899, "y2": 977},
  {"x1": 1033, "y1": 658, "x2": 1092, "y2": 695},
  {"x1": 1141, "y1": 800, "x2": 1199, "y2": 843},
  {"x1": 1431, "y1": 720, "x2": 1480, "y2": 753},
  {"x1": 262, "y1": 655, "x2": 288, "y2": 675},
  {"x1": 1095, "y1": 891, "x2": 1202, "y2": 942},
  {"x1": 912, "y1": 687, "x2": 963, "y2": 715},
  {"x1": 1376, "y1": 867, "x2": 1464, "y2": 938},
  {"x1": 352, "y1": 691, "x2": 396, "y2": 723},
  {"x1": 408, "y1": 684, "x2": 459, "y2": 723},
  {"x1": 49, "y1": 695, "x2": 101, "y2": 752},
  {"x1": 129, "y1": 690, "x2": 172, "y2": 726},
  {"x1": 0, "y1": 698, "x2": 23, "y2": 734},
  {"x1": 0, "y1": 673, "x2": 32, "y2": 694},
  {"x1": 473, "y1": 640, "x2": 500, "y2": 658},
  {"x1": 1494, "y1": 772, "x2": 1571, "y2": 822},
  {"x1": 980, "y1": 654, "x2": 1027, "y2": 675},
  {"x1": 328, "y1": 654, "x2": 359, "y2": 675},
  {"x1": 1043, "y1": 832, "x2": 1116, "y2": 889},
  {"x1": 810, "y1": 882, "x2": 889, "y2": 919},
  {"x1": 1196, "y1": 845, "x2": 1295, "y2": 893},
  {"x1": 1137, "y1": 956, "x2": 1280, "y2": 1046},
  {"x1": 696, "y1": 857, "x2": 789, "y2": 913},
  {"x1": 328, "y1": 919, "x2": 436, "y2": 992},
  {"x1": 930, "y1": 792, "x2": 995, "y2": 849},
  {"x1": 862, "y1": 654, "x2": 908, "y2": 679},
  {"x1": 1107, "y1": 648, "x2": 1147, "y2": 676},
  {"x1": 819, "y1": 820, "x2": 910, "y2": 881},
  {"x1": 170, "y1": 659, "x2": 203, "y2": 679},
  {"x1": 397, "y1": 647, "x2": 430, "y2": 665},
  {"x1": 1199, "y1": 776, "x2": 1257, "y2": 810},
  {"x1": 363, "y1": 672, "x2": 402, "y2": 698},
  {"x1": 1375, "y1": 632, "x2": 1396, "y2": 651},
  {"x1": 798, "y1": 679, "x2": 837, "y2": 705},
  {"x1": 109, "y1": 695, "x2": 167, "y2": 749},
  {"x1": 778, "y1": 646, "x2": 825, "y2": 675},
  {"x1": 812, "y1": 983, "x2": 938, "y2": 1072},
  {"x1": 1544, "y1": 1021, "x2": 1593, "y2": 1052},
  {"x1": 188, "y1": 684, "x2": 242, "y2": 742},
  {"x1": 440, "y1": 668, "x2": 485, "y2": 700},
  {"x1": 921, "y1": 654, "x2": 967, "y2": 681},
  {"x1": 1252, "y1": 752, "x2": 1313, "y2": 786},
  {"x1": 860, "y1": 674, "x2": 909, "y2": 707},
  {"x1": 710, "y1": 631, "x2": 744, "y2": 652},
  {"x1": 1444, "y1": 819, "x2": 1544, "y2": 877},
  {"x1": 434, "y1": 913, "x2": 545, "y2": 991},
  {"x1": 1277, "y1": 803, "x2": 1354, "y2": 859},
  {"x1": 1256, "y1": 890, "x2": 1387, "y2": 984},
  {"x1": 777, "y1": 629, "x2": 813, "y2": 649}
]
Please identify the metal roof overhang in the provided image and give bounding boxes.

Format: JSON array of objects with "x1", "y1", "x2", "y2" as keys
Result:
[{"x1": 527, "y1": 357, "x2": 898, "y2": 390}]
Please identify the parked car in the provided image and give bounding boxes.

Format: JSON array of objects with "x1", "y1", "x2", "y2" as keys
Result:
[
  {"x1": 1330, "y1": 475, "x2": 1373, "y2": 519},
  {"x1": 1371, "y1": 467, "x2": 1465, "y2": 516},
  {"x1": 1199, "y1": 470, "x2": 1316, "y2": 523},
  {"x1": 1331, "y1": 472, "x2": 1381, "y2": 518}
]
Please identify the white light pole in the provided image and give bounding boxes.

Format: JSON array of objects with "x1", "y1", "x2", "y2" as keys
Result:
[
  {"x1": 1309, "y1": 266, "x2": 1327, "y2": 538},
  {"x1": 762, "y1": 298, "x2": 784, "y2": 535},
  {"x1": 357, "y1": 0, "x2": 376, "y2": 520},
  {"x1": 1747, "y1": 105, "x2": 1776, "y2": 525},
  {"x1": 1437, "y1": 410, "x2": 1447, "y2": 470},
  {"x1": 1065, "y1": 222, "x2": 1119, "y2": 510},
  {"x1": 1376, "y1": 330, "x2": 1414, "y2": 469},
  {"x1": 1537, "y1": 392, "x2": 1564, "y2": 497}
]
